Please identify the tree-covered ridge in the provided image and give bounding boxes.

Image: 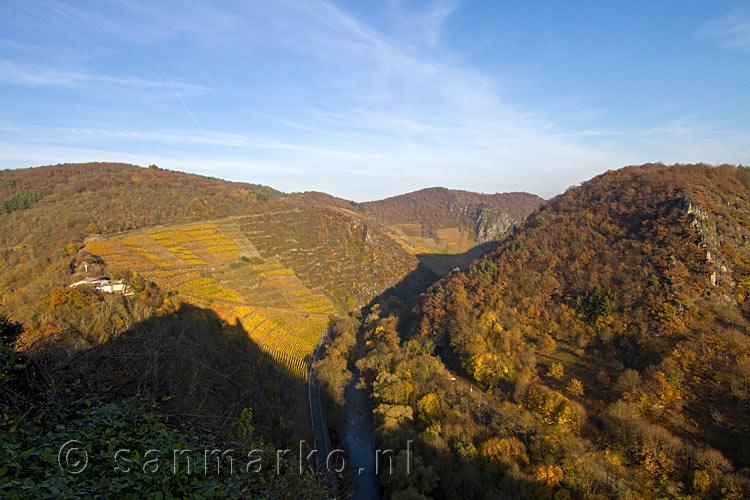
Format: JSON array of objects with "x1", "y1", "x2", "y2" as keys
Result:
[
  {"x1": 366, "y1": 163, "x2": 750, "y2": 499},
  {"x1": 0, "y1": 162, "x2": 280, "y2": 201},
  {"x1": 0, "y1": 163, "x2": 281, "y2": 325}
]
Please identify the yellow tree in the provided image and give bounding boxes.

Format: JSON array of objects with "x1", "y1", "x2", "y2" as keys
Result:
[
  {"x1": 567, "y1": 378, "x2": 584, "y2": 396},
  {"x1": 480, "y1": 437, "x2": 529, "y2": 469},
  {"x1": 539, "y1": 333, "x2": 557, "y2": 354},
  {"x1": 534, "y1": 464, "x2": 563, "y2": 487},
  {"x1": 547, "y1": 362, "x2": 564, "y2": 380},
  {"x1": 416, "y1": 393, "x2": 440, "y2": 426}
]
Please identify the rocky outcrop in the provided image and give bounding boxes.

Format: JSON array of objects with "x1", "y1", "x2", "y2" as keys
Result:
[
  {"x1": 682, "y1": 191, "x2": 750, "y2": 305},
  {"x1": 474, "y1": 206, "x2": 515, "y2": 243}
]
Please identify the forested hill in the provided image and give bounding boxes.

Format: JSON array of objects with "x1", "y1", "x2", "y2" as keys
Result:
[
  {"x1": 399, "y1": 163, "x2": 750, "y2": 498},
  {"x1": 0, "y1": 161, "x2": 282, "y2": 204},
  {"x1": 0, "y1": 163, "x2": 411, "y2": 315},
  {"x1": 361, "y1": 187, "x2": 543, "y2": 243}
]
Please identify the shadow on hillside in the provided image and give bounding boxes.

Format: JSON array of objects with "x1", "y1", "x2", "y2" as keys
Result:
[
  {"x1": 35, "y1": 302, "x2": 307, "y2": 444},
  {"x1": 416, "y1": 240, "x2": 501, "y2": 277},
  {"x1": 364, "y1": 242, "x2": 501, "y2": 327}
]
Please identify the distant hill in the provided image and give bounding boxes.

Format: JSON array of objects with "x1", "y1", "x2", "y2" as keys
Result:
[
  {"x1": 357, "y1": 164, "x2": 750, "y2": 499},
  {"x1": 361, "y1": 187, "x2": 543, "y2": 253},
  {"x1": 363, "y1": 187, "x2": 542, "y2": 228},
  {"x1": 0, "y1": 161, "x2": 281, "y2": 204}
]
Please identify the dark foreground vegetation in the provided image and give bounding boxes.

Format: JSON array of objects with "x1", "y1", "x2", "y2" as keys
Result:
[{"x1": 0, "y1": 296, "x2": 324, "y2": 498}]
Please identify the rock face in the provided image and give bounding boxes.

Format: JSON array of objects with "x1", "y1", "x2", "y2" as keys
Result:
[
  {"x1": 473, "y1": 206, "x2": 515, "y2": 243},
  {"x1": 683, "y1": 188, "x2": 750, "y2": 306}
]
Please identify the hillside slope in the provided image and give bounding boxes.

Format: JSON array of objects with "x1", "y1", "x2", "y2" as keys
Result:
[
  {"x1": 0, "y1": 163, "x2": 276, "y2": 315},
  {"x1": 356, "y1": 164, "x2": 750, "y2": 499},
  {"x1": 0, "y1": 162, "x2": 425, "y2": 312}
]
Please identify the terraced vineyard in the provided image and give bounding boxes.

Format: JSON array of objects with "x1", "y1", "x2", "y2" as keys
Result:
[
  {"x1": 237, "y1": 206, "x2": 419, "y2": 309},
  {"x1": 374, "y1": 222, "x2": 478, "y2": 255},
  {"x1": 86, "y1": 220, "x2": 336, "y2": 378}
]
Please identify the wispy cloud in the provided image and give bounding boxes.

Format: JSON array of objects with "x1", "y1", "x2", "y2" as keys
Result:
[
  {"x1": 0, "y1": 59, "x2": 207, "y2": 94},
  {"x1": 2, "y1": 116, "x2": 748, "y2": 201},
  {"x1": 0, "y1": 143, "x2": 308, "y2": 178},
  {"x1": 1, "y1": 124, "x2": 387, "y2": 162},
  {"x1": 387, "y1": 0, "x2": 458, "y2": 46},
  {"x1": 698, "y1": 5, "x2": 750, "y2": 52},
  {"x1": 422, "y1": 0, "x2": 458, "y2": 46}
]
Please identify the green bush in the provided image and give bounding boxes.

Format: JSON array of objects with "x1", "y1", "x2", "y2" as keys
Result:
[
  {"x1": 1, "y1": 190, "x2": 41, "y2": 213},
  {"x1": 0, "y1": 399, "x2": 322, "y2": 499},
  {"x1": 0, "y1": 315, "x2": 23, "y2": 385},
  {"x1": 577, "y1": 286, "x2": 618, "y2": 323}
]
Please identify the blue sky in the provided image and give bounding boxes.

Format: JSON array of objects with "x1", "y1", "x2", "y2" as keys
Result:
[{"x1": 0, "y1": 1, "x2": 749, "y2": 200}]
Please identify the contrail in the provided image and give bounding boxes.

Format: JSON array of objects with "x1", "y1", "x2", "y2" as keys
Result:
[{"x1": 158, "y1": 64, "x2": 224, "y2": 160}]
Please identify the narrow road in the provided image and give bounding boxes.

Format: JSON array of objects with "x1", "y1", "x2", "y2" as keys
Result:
[{"x1": 308, "y1": 330, "x2": 339, "y2": 498}]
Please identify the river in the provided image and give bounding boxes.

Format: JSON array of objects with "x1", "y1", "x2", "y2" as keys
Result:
[{"x1": 342, "y1": 358, "x2": 380, "y2": 499}]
